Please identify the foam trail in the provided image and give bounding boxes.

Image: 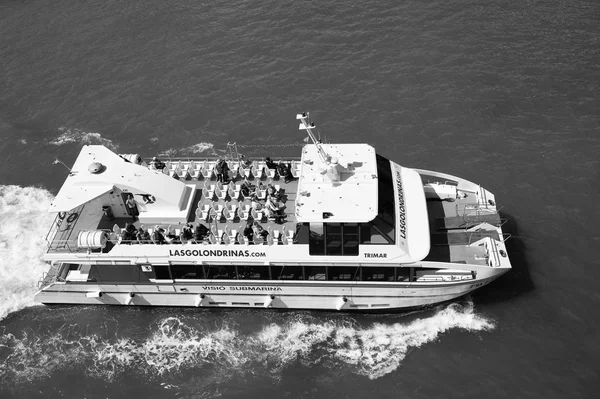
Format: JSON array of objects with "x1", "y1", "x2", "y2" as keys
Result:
[
  {"x1": 49, "y1": 127, "x2": 118, "y2": 151},
  {"x1": 158, "y1": 142, "x2": 219, "y2": 157},
  {"x1": 0, "y1": 186, "x2": 54, "y2": 320},
  {"x1": 0, "y1": 302, "x2": 495, "y2": 386}
]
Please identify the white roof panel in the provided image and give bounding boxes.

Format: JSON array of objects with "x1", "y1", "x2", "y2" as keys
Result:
[
  {"x1": 295, "y1": 144, "x2": 378, "y2": 223},
  {"x1": 48, "y1": 145, "x2": 188, "y2": 213}
]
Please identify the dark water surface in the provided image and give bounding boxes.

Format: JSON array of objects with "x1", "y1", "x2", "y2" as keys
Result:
[{"x1": 1, "y1": 0, "x2": 598, "y2": 398}]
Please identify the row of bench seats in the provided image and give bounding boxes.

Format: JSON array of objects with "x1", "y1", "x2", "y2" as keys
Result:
[{"x1": 151, "y1": 159, "x2": 302, "y2": 181}]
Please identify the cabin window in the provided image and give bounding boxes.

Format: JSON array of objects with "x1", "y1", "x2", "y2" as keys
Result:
[
  {"x1": 308, "y1": 223, "x2": 325, "y2": 255},
  {"x1": 171, "y1": 264, "x2": 203, "y2": 279},
  {"x1": 343, "y1": 224, "x2": 360, "y2": 256},
  {"x1": 272, "y1": 265, "x2": 303, "y2": 280},
  {"x1": 325, "y1": 223, "x2": 342, "y2": 255},
  {"x1": 375, "y1": 154, "x2": 396, "y2": 237},
  {"x1": 154, "y1": 266, "x2": 172, "y2": 280},
  {"x1": 237, "y1": 266, "x2": 270, "y2": 280},
  {"x1": 309, "y1": 223, "x2": 361, "y2": 256},
  {"x1": 305, "y1": 266, "x2": 326, "y2": 280},
  {"x1": 204, "y1": 265, "x2": 236, "y2": 279},
  {"x1": 362, "y1": 267, "x2": 395, "y2": 281},
  {"x1": 328, "y1": 266, "x2": 360, "y2": 281},
  {"x1": 295, "y1": 223, "x2": 310, "y2": 245},
  {"x1": 396, "y1": 267, "x2": 411, "y2": 282}
]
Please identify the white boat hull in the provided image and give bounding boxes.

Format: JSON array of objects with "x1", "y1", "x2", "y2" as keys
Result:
[{"x1": 34, "y1": 272, "x2": 506, "y2": 311}]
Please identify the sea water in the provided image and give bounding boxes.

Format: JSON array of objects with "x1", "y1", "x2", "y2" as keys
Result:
[{"x1": 1, "y1": 0, "x2": 598, "y2": 398}]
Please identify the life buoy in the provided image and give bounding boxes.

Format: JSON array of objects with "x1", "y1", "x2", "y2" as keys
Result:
[
  {"x1": 67, "y1": 213, "x2": 78, "y2": 223},
  {"x1": 58, "y1": 212, "x2": 66, "y2": 220}
]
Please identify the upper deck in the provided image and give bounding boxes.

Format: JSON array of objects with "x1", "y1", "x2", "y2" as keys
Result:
[{"x1": 45, "y1": 146, "x2": 303, "y2": 255}]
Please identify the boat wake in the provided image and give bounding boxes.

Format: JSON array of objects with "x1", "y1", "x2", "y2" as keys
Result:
[
  {"x1": 0, "y1": 302, "x2": 494, "y2": 387},
  {"x1": 158, "y1": 142, "x2": 220, "y2": 158},
  {"x1": 0, "y1": 186, "x2": 54, "y2": 321},
  {"x1": 49, "y1": 127, "x2": 118, "y2": 151}
]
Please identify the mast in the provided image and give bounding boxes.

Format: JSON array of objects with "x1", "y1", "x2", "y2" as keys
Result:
[
  {"x1": 297, "y1": 112, "x2": 329, "y2": 163},
  {"x1": 297, "y1": 112, "x2": 343, "y2": 184}
]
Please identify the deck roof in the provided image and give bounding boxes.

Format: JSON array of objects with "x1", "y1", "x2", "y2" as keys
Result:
[{"x1": 295, "y1": 143, "x2": 378, "y2": 223}]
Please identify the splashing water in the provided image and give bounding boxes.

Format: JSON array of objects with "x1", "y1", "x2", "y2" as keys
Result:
[
  {"x1": 0, "y1": 186, "x2": 54, "y2": 321},
  {"x1": 49, "y1": 127, "x2": 118, "y2": 151},
  {"x1": 158, "y1": 142, "x2": 220, "y2": 158},
  {"x1": 0, "y1": 302, "x2": 494, "y2": 386}
]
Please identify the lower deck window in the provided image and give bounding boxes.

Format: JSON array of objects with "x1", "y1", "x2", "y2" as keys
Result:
[{"x1": 164, "y1": 265, "x2": 436, "y2": 282}]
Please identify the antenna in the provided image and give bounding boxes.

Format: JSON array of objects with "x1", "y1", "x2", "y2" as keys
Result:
[{"x1": 296, "y1": 112, "x2": 329, "y2": 163}]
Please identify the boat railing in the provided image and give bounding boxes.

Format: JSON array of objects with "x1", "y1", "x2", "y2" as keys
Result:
[
  {"x1": 487, "y1": 238, "x2": 501, "y2": 267},
  {"x1": 422, "y1": 179, "x2": 459, "y2": 186},
  {"x1": 45, "y1": 205, "x2": 86, "y2": 250},
  {"x1": 46, "y1": 232, "x2": 299, "y2": 254}
]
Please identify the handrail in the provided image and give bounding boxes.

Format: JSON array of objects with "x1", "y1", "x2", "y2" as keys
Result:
[
  {"x1": 46, "y1": 234, "x2": 299, "y2": 254},
  {"x1": 487, "y1": 239, "x2": 501, "y2": 267}
]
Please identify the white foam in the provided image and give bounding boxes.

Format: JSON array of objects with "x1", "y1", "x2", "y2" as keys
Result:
[
  {"x1": 0, "y1": 303, "x2": 495, "y2": 385},
  {"x1": 158, "y1": 142, "x2": 219, "y2": 158},
  {"x1": 49, "y1": 127, "x2": 118, "y2": 151},
  {"x1": 0, "y1": 185, "x2": 54, "y2": 321}
]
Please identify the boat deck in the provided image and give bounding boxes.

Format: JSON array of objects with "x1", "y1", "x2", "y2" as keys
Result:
[
  {"x1": 423, "y1": 191, "x2": 504, "y2": 266},
  {"x1": 46, "y1": 158, "x2": 302, "y2": 252}
]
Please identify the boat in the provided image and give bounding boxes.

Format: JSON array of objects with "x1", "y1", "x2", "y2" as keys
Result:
[{"x1": 35, "y1": 113, "x2": 512, "y2": 311}]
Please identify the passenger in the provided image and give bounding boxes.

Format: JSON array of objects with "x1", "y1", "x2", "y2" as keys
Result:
[
  {"x1": 254, "y1": 221, "x2": 269, "y2": 244},
  {"x1": 136, "y1": 227, "x2": 151, "y2": 244},
  {"x1": 267, "y1": 185, "x2": 283, "y2": 201},
  {"x1": 250, "y1": 194, "x2": 262, "y2": 211},
  {"x1": 194, "y1": 223, "x2": 209, "y2": 242},
  {"x1": 243, "y1": 221, "x2": 254, "y2": 244},
  {"x1": 277, "y1": 162, "x2": 287, "y2": 177},
  {"x1": 283, "y1": 162, "x2": 295, "y2": 183},
  {"x1": 265, "y1": 156, "x2": 278, "y2": 169},
  {"x1": 215, "y1": 158, "x2": 223, "y2": 183},
  {"x1": 220, "y1": 159, "x2": 230, "y2": 183},
  {"x1": 152, "y1": 227, "x2": 166, "y2": 245},
  {"x1": 239, "y1": 155, "x2": 253, "y2": 168},
  {"x1": 181, "y1": 223, "x2": 194, "y2": 242},
  {"x1": 166, "y1": 230, "x2": 180, "y2": 244},
  {"x1": 240, "y1": 179, "x2": 254, "y2": 197},
  {"x1": 125, "y1": 194, "x2": 139, "y2": 220},
  {"x1": 266, "y1": 197, "x2": 285, "y2": 223},
  {"x1": 122, "y1": 223, "x2": 136, "y2": 244},
  {"x1": 150, "y1": 157, "x2": 166, "y2": 170}
]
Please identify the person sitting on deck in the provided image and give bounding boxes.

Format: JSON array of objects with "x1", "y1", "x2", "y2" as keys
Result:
[
  {"x1": 240, "y1": 178, "x2": 255, "y2": 197},
  {"x1": 265, "y1": 156, "x2": 278, "y2": 170},
  {"x1": 194, "y1": 223, "x2": 209, "y2": 242},
  {"x1": 243, "y1": 221, "x2": 254, "y2": 244},
  {"x1": 265, "y1": 196, "x2": 286, "y2": 223},
  {"x1": 152, "y1": 227, "x2": 167, "y2": 245},
  {"x1": 180, "y1": 223, "x2": 194, "y2": 243},
  {"x1": 136, "y1": 227, "x2": 151, "y2": 244},
  {"x1": 150, "y1": 157, "x2": 166, "y2": 170},
  {"x1": 267, "y1": 185, "x2": 283, "y2": 201},
  {"x1": 250, "y1": 194, "x2": 262, "y2": 211},
  {"x1": 122, "y1": 223, "x2": 137, "y2": 244},
  {"x1": 253, "y1": 221, "x2": 269, "y2": 244},
  {"x1": 239, "y1": 155, "x2": 253, "y2": 168}
]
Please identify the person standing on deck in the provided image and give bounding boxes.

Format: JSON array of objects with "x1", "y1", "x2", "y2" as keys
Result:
[{"x1": 125, "y1": 194, "x2": 139, "y2": 220}]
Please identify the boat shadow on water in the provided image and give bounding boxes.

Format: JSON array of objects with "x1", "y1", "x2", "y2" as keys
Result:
[{"x1": 471, "y1": 211, "x2": 534, "y2": 305}]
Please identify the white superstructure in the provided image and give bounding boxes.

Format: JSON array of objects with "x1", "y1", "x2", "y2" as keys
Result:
[{"x1": 35, "y1": 113, "x2": 512, "y2": 311}]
